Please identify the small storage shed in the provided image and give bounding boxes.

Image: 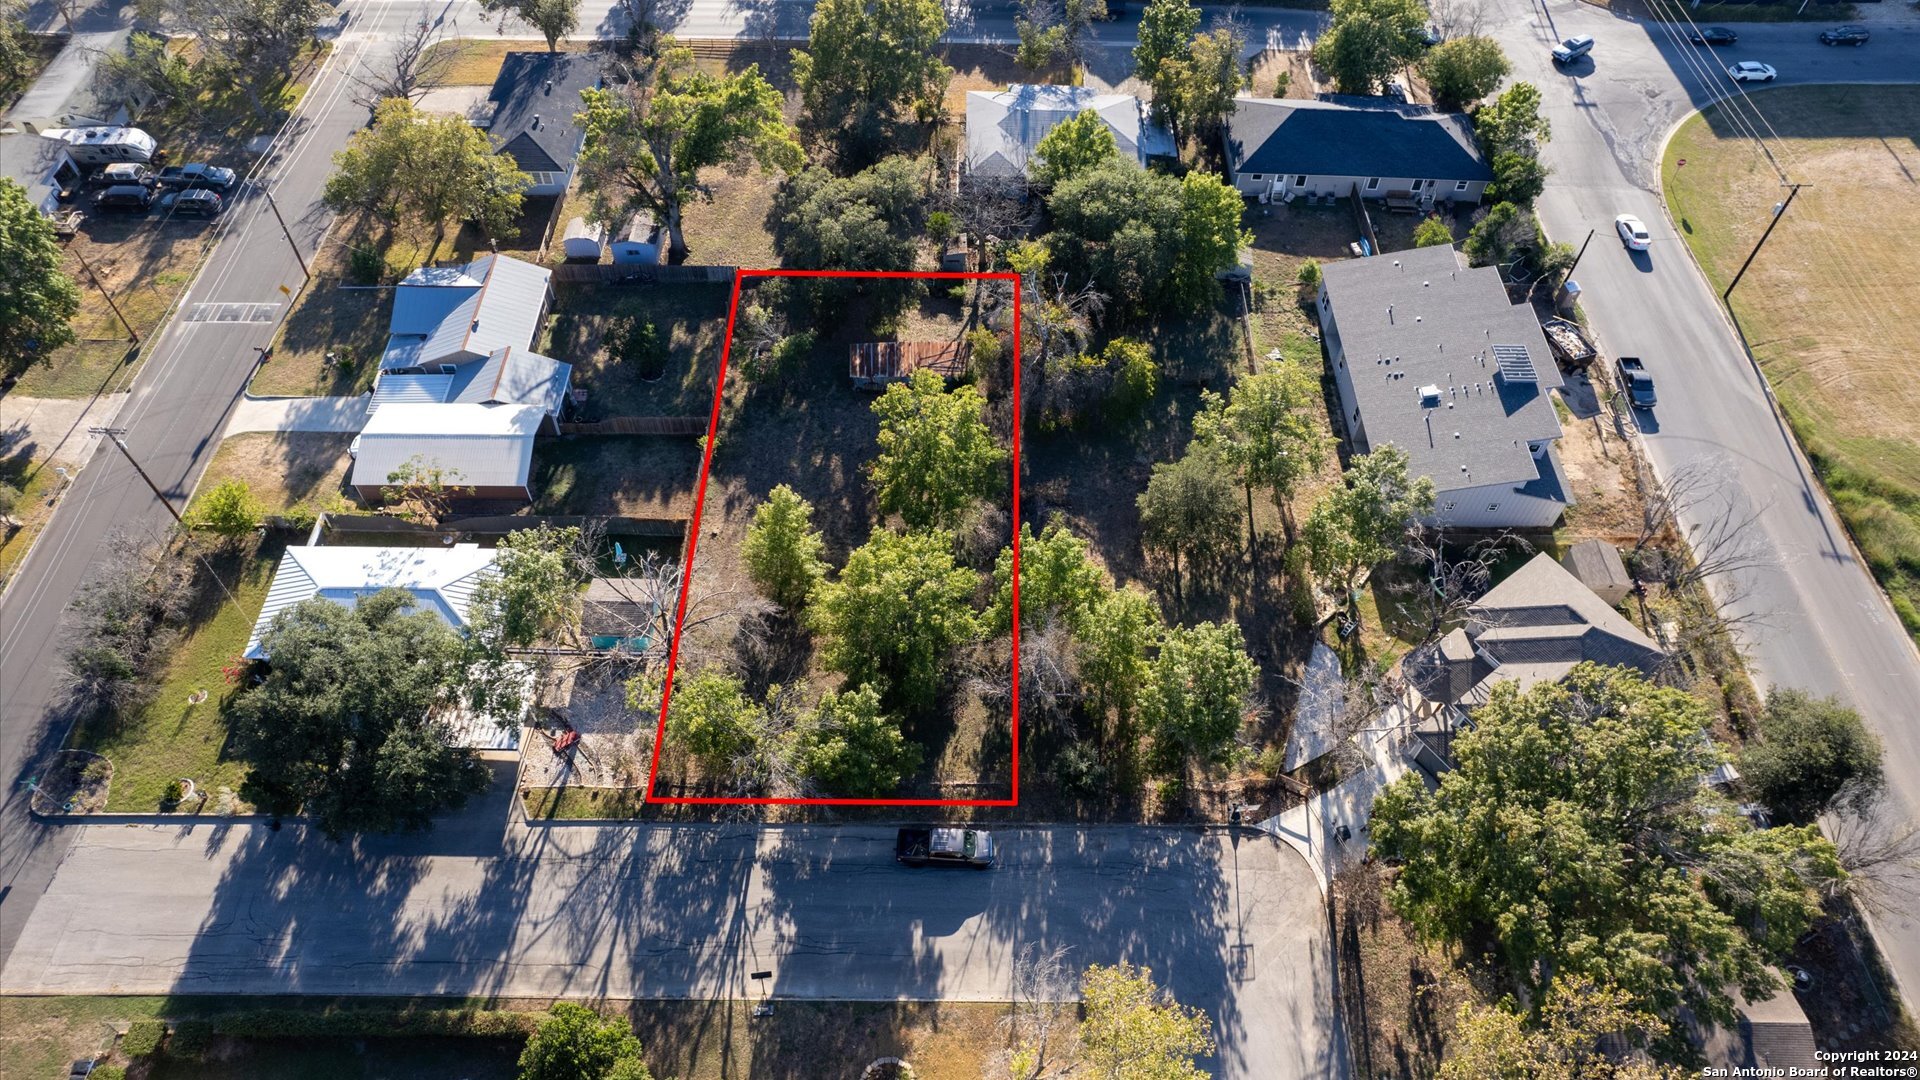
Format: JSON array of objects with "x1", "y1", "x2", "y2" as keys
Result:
[
  {"x1": 849, "y1": 341, "x2": 968, "y2": 389},
  {"x1": 561, "y1": 217, "x2": 605, "y2": 261},
  {"x1": 1561, "y1": 538, "x2": 1634, "y2": 606},
  {"x1": 611, "y1": 213, "x2": 663, "y2": 266}
]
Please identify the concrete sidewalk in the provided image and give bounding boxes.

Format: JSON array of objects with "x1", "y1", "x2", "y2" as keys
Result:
[
  {"x1": 223, "y1": 395, "x2": 369, "y2": 437},
  {"x1": 0, "y1": 394, "x2": 127, "y2": 468},
  {"x1": 1263, "y1": 706, "x2": 1419, "y2": 893}
]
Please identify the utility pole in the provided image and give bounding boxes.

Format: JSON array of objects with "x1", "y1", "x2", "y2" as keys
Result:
[
  {"x1": 1724, "y1": 183, "x2": 1803, "y2": 303},
  {"x1": 255, "y1": 181, "x2": 311, "y2": 282},
  {"x1": 89, "y1": 427, "x2": 182, "y2": 525},
  {"x1": 72, "y1": 246, "x2": 139, "y2": 343},
  {"x1": 89, "y1": 426, "x2": 240, "y2": 605},
  {"x1": 1561, "y1": 228, "x2": 1597, "y2": 281}
]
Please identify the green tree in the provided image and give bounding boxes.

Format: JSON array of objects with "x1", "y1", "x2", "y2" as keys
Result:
[
  {"x1": 1412, "y1": 214, "x2": 1453, "y2": 248},
  {"x1": 665, "y1": 670, "x2": 763, "y2": 771},
  {"x1": 775, "y1": 155, "x2": 931, "y2": 293},
  {"x1": 1738, "y1": 689, "x2": 1885, "y2": 824},
  {"x1": 1106, "y1": 337, "x2": 1159, "y2": 419},
  {"x1": 1488, "y1": 150, "x2": 1549, "y2": 207},
  {"x1": 1192, "y1": 364, "x2": 1328, "y2": 547},
  {"x1": 1474, "y1": 81, "x2": 1551, "y2": 157},
  {"x1": 0, "y1": 178, "x2": 81, "y2": 375},
  {"x1": 742, "y1": 484, "x2": 829, "y2": 611},
  {"x1": 323, "y1": 98, "x2": 530, "y2": 251},
  {"x1": 1139, "y1": 620, "x2": 1256, "y2": 774},
  {"x1": 379, "y1": 455, "x2": 472, "y2": 525},
  {"x1": 518, "y1": 1003, "x2": 653, "y2": 1080},
  {"x1": 992, "y1": 520, "x2": 1106, "y2": 634},
  {"x1": 1418, "y1": 35, "x2": 1510, "y2": 109},
  {"x1": 95, "y1": 29, "x2": 202, "y2": 115},
  {"x1": 870, "y1": 368, "x2": 1007, "y2": 530},
  {"x1": 480, "y1": 0, "x2": 578, "y2": 50},
  {"x1": 1462, "y1": 201, "x2": 1536, "y2": 267},
  {"x1": 1078, "y1": 586, "x2": 1162, "y2": 722},
  {"x1": 1302, "y1": 444, "x2": 1435, "y2": 595},
  {"x1": 1311, "y1": 0, "x2": 1428, "y2": 96},
  {"x1": 792, "y1": 0, "x2": 951, "y2": 166},
  {"x1": 1155, "y1": 24, "x2": 1246, "y2": 142},
  {"x1": 811, "y1": 529, "x2": 982, "y2": 713},
  {"x1": 232, "y1": 590, "x2": 493, "y2": 837},
  {"x1": 1136, "y1": 445, "x2": 1243, "y2": 603},
  {"x1": 576, "y1": 51, "x2": 801, "y2": 263},
  {"x1": 1046, "y1": 161, "x2": 1246, "y2": 317},
  {"x1": 1078, "y1": 963, "x2": 1215, "y2": 1080},
  {"x1": 144, "y1": 0, "x2": 325, "y2": 78},
  {"x1": 1030, "y1": 109, "x2": 1121, "y2": 190},
  {"x1": 1370, "y1": 665, "x2": 1845, "y2": 1037},
  {"x1": 1440, "y1": 975, "x2": 1686, "y2": 1080},
  {"x1": 0, "y1": 480, "x2": 21, "y2": 522},
  {"x1": 1017, "y1": 0, "x2": 1107, "y2": 73},
  {"x1": 189, "y1": 479, "x2": 262, "y2": 543},
  {"x1": 1132, "y1": 0, "x2": 1200, "y2": 93},
  {"x1": 472, "y1": 524, "x2": 582, "y2": 648},
  {"x1": 798, "y1": 684, "x2": 922, "y2": 795}
]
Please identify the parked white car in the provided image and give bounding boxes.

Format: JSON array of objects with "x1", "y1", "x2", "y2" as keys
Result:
[
  {"x1": 1727, "y1": 62, "x2": 1778, "y2": 83},
  {"x1": 1615, "y1": 214, "x2": 1652, "y2": 252}
]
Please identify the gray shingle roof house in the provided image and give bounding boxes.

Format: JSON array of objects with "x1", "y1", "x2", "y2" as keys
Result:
[
  {"x1": 1406, "y1": 552, "x2": 1665, "y2": 712},
  {"x1": 1223, "y1": 97, "x2": 1493, "y2": 205},
  {"x1": 965, "y1": 84, "x2": 1175, "y2": 180},
  {"x1": 1317, "y1": 243, "x2": 1571, "y2": 529},
  {"x1": 482, "y1": 51, "x2": 604, "y2": 196}
]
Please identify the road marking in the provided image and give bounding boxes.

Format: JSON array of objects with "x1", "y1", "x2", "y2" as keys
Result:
[{"x1": 183, "y1": 303, "x2": 282, "y2": 324}]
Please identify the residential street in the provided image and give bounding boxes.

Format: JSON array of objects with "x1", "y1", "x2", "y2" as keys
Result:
[
  {"x1": 1488, "y1": 0, "x2": 1920, "y2": 1000},
  {"x1": 0, "y1": 813, "x2": 1345, "y2": 1080}
]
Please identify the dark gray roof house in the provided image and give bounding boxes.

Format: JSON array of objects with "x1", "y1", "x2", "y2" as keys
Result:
[
  {"x1": 1223, "y1": 97, "x2": 1493, "y2": 204},
  {"x1": 1406, "y1": 552, "x2": 1665, "y2": 712},
  {"x1": 1317, "y1": 243, "x2": 1572, "y2": 529},
  {"x1": 483, "y1": 51, "x2": 604, "y2": 196}
]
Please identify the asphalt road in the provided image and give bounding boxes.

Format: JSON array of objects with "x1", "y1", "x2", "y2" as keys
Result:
[
  {"x1": 0, "y1": 814, "x2": 1345, "y2": 1079},
  {"x1": 1489, "y1": 0, "x2": 1920, "y2": 999}
]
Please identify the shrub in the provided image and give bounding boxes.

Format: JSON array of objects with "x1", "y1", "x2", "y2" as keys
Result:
[
  {"x1": 168, "y1": 1018, "x2": 215, "y2": 1061},
  {"x1": 1272, "y1": 71, "x2": 1291, "y2": 97},
  {"x1": 161, "y1": 779, "x2": 184, "y2": 806},
  {"x1": 608, "y1": 317, "x2": 666, "y2": 380},
  {"x1": 348, "y1": 245, "x2": 386, "y2": 285},
  {"x1": 926, "y1": 210, "x2": 956, "y2": 243},
  {"x1": 1053, "y1": 740, "x2": 1110, "y2": 797},
  {"x1": 83, "y1": 757, "x2": 112, "y2": 783},
  {"x1": 122, "y1": 1019, "x2": 166, "y2": 1058},
  {"x1": 210, "y1": 1007, "x2": 539, "y2": 1039},
  {"x1": 1295, "y1": 258, "x2": 1321, "y2": 289},
  {"x1": 89, "y1": 1068, "x2": 126, "y2": 1080}
]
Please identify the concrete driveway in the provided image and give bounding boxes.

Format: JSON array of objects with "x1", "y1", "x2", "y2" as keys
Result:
[{"x1": 0, "y1": 815, "x2": 1345, "y2": 1079}]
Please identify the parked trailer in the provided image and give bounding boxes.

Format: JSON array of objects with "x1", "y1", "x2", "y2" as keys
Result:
[{"x1": 849, "y1": 341, "x2": 968, "y2": 389}]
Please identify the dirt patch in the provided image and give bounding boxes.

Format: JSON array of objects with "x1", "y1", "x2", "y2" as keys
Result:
[
  {"x1": 1333, "y1": 862, "x2": 1487, "y2": 1078},
  {"x1": 544, "y1": 282, "x2": 733, "y2": 417},
  {"x1": 1248, "y1": 49, "x2": 1323, "y2": 100},
  {"x1": 192, "y1": 432, "x2": 354, "y2": 515},
  {"x1": 1551, "y1": 367, "x2": 1642, "y2": 546}
]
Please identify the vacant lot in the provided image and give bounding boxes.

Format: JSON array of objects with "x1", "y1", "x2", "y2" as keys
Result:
[
  {"x1": 190, "y1": 432, "x2": 354, "y2": 516},
  {"x1": 1664, "y1": 84, "x2": 1920, "y2": 638}
]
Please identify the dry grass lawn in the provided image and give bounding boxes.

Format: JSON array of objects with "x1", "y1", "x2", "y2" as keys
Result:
[
  {"x1": 1664, "y1": 85, "x2": 1920, "y2": 636},
  {"x1": 420, "y1": 38, "x2": 596, "y2": 85},
  {"x1": 190, "y1": 432, "x2": 354, "y2": 516}
]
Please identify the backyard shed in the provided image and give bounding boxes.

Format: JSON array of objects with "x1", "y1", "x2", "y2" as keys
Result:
[
  {"x1": 849, "y1": 341, "x2": 968, "y2": 388},
  {"x1": 1561, "y1": 539, "x2": 1634, "y2": 606},
  {"x1": 611, "y1": 213, "x2": 663, "y2": 265},
  {"x1": 562, "y1": 217, "x2": 605, "y2": 261}
]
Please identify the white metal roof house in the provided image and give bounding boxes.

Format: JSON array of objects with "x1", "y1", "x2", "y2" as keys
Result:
[
  {"x1": 350, "y1": 402, "x2": 546, "y2": 503},
  {"x1": 243, "y1": 543, "x2": 499, "y2": 660},
  {"x1": 479, "y1": 51, "x2": 604, "y2": 197},
  {"x1": 370, "y1": 345, "x2": 573, "y2": 428},
  {"x1": 1316, "y1": 243, "x2": 1571, "y2": 530},
  {"x1": 964, "y1": 84, "x2": 1174, "y2": 181},
  {"x1": 380, "y1": 252, "x2": 554, "y2": 371},
  {"x1": 1223, "y1": 97, "x2": 1493, "y2": 206}
]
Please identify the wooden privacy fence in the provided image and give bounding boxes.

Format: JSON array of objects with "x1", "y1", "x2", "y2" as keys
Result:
[
  {"x1": 559, "y1": 416, "x2": 707, "y2": 436},
  {"x1": 551, "y1": 263, "x2": 737, "y2": 285},
  {"x1": 322, "y1": 513, "x2": 689, "y2": 538}
]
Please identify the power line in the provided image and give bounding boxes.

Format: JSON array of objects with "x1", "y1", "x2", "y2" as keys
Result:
[{"x1": 1723, "y1": 183, "x2": 1802, "y2": 301}]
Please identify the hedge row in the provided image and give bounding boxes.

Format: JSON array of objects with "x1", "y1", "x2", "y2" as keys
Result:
[{"x1": 206, "y1": 1007, "x2": 539, "y2": 1040}]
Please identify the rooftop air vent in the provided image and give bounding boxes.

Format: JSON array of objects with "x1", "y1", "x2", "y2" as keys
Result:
[{"x1": 1418, "y1": 384, "x2": 1442, "y2": 407}]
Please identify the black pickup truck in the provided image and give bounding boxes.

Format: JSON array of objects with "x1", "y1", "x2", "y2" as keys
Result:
[
  {"x1": 896, "y1": 827, "x2": 996, "y2": 868},
  {"x1": 1616, "y1": 356, "x2": 1657, "y2": 408}
]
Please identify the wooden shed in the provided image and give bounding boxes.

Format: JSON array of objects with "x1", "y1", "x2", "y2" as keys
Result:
[
  {"x1": 1561, "y1": 539, "x2": 1634, "y2": 607},
  {"x1": 849, "y1": 341, "x2": 968, "y2": 389}
]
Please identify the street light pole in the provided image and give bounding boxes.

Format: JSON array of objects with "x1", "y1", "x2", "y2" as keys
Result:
[
  {"x1": 1724, "y1": 183, "x2": 1803, "y2": 303},
  {"x1": 256, "y1": 182, "x2": 311, "y2": 283}
]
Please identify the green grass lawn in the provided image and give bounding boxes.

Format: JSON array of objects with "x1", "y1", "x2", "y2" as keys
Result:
[
  {"x1": 0, "y1": 459, "x2": 66, "y2": 589},
  {"x1": 70, "y1": 539, "x2": 282, "y2": 812},
  {"x1": 1664, "y1": 85, "x2": 1920, "y2": 640}
]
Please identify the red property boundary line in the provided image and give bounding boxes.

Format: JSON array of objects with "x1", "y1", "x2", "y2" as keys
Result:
[{"x1": 642, "y1": 268, "x2": 1024, "y2": 807}]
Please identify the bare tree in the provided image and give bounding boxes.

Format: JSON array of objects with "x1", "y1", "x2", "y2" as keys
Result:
[
  {"x1": 568, "y1": 522, "x2": 774, "y2": 673},
  {"x1": 349, "y1": 11, "x2": 458, "y2": 114},
  {"x1": 1827, "y1": 807, "x2": 1920, "y2": 918},
  {"x1": 1425, "y1": 0, "x2": 1486, "y2": 40},
  {"x1": 1388, "y1": 529, "x2": 1531, "y2": 648},
  {"x1": 944, "y1": 175, "x2": 1036, "y2": 277},
  {"x1": 992, "y1": 943, "x2": 1077, "y2": 1080}
]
